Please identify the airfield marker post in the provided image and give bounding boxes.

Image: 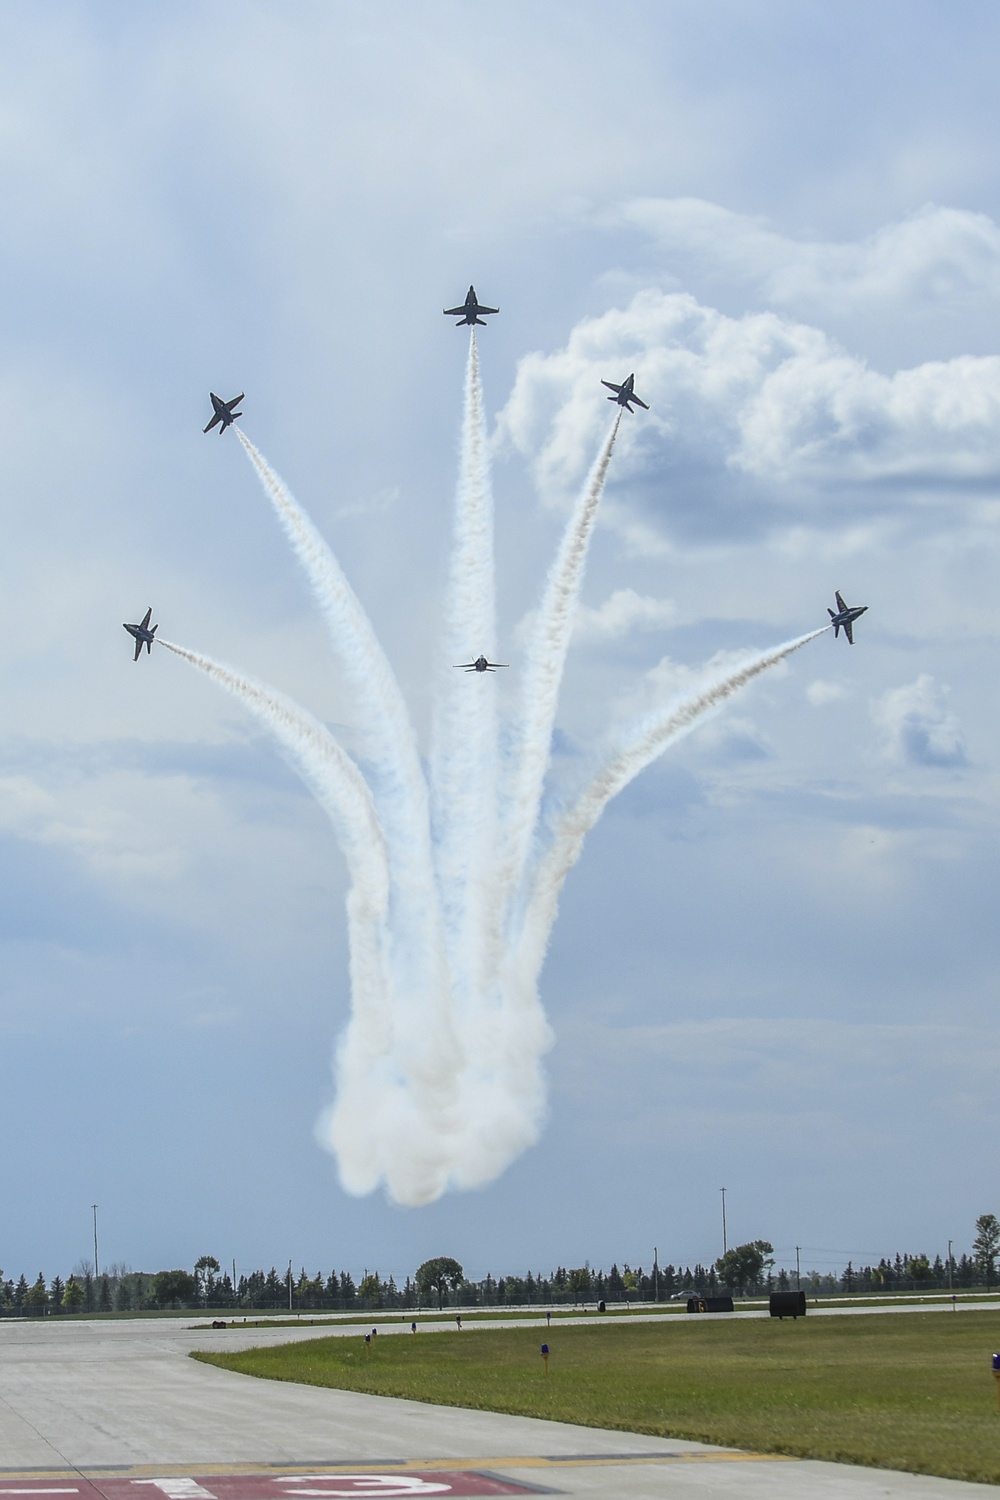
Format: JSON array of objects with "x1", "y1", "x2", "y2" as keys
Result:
[
  {"x1": 992, "y1": 1352, "x2": 1000, "y2": 1411},
  {"x1": 541, "y1": 1342, "x2": 550, "y2": 1377}
]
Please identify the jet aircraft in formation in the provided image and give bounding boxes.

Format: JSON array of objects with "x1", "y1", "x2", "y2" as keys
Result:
[
  {"x1": 828, "y1": 591, "x2": 868, "y2": 644},
  {"x1": 203, "y1": 391, "x2": 245, "y2": 434},
  {"x1": 454, "y1": 656, "x2": 508, "y2": 673},
  {"x1": 123, "y1": 607, "x2": 158, "y2": 661},
  {"x1": 601, "y1": 373, "x2": 649, "y2": 413},
  {"x1": 131, "y1": 307, "x2": 867, "y2": 675},
  {"x1": 443, "y1": 286, "x2": 500, "y2": 326}
]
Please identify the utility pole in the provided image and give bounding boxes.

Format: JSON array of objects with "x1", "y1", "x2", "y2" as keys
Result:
[
  {"x1": 948, "y1": 1240, "x2": 954, "y2": 1306},
  {"x1": 233, "y1": 1258, "x2": 237, "y2": 1307},
  {"x1": 795, "y1": 1246, "x2": 801, "y2": 1291},
  {"x1": 287, "y1": 1260, "x2": 293, "y2": 1313},
  {"x1": 720, "y1": 1188, "x2": 728, "y2": 1255},
  {"x1": 653, "y1": 1246, "x2": 659, "y2": 1302},
  {"x1": 92, "y1": 1204, "x2": 100, "y2": 1280}
]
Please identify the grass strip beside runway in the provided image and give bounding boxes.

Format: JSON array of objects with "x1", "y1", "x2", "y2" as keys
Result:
[{"x1": 194, "y1": 1309, "x2": 1000, "y2": 1485}]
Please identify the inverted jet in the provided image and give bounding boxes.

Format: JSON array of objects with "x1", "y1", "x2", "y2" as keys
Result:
[
  {"x1": 203, "y1": 391, "x2": 245, "y2": 434},
  {"x1": 601, "y1": 373, "x2": 649, "y2": 413},
  {"x1": 454, "y1": 656, "x2": 508, "y2": 673},
  {"x1": 828, "y1": 590, "x2": 868, "y2": 645},
  {"x1": 443, "y1": 286, "x2": 499, "y2": 326},
  {"x1": 123, "y1": 607, "x2": 158, "y2": 661}
]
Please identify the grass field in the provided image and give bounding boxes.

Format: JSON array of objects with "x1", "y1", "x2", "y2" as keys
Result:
[{"x1": 194, "y1": 1310, "x2": 1000, "y2": 1485}]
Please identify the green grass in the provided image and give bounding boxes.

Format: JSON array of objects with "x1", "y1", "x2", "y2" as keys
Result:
[{"x1": 194, "y1": 1310, "x2": 1000, "y2": 1485}]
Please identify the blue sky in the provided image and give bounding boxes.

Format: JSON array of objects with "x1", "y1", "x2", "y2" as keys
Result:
[{"x1": 2, "y1": 0, "x2": 1000, "y2": 1285}]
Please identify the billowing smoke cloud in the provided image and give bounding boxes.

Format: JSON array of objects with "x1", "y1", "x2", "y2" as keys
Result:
[{"x1": 160, "y1": 348, "x2": 823, "y2": 1205}]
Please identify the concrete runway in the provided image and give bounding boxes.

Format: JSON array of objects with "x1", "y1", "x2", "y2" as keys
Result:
[{"x1": 0, "y1": 1314, "x2": 994, "y2": 1499}]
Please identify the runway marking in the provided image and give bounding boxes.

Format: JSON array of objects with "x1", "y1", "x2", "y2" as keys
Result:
[
  {"x1": 0, "y1": 1480, "x2": 538, "y2": 1499},
  {"x1": 0, "y1": 1453, "x2": 798, "y2": 1483}
]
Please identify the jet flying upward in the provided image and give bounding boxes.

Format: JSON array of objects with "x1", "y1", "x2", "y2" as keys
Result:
[
  {"x1": 828, "y1": 590, "x2": 868, "y2": 644},
  {"x1": 443, "y1": 286, "x2": 499, "y2": 326},
  {"x1": 454, "y1": 656, "x2": 508, "y2": 673},
  {"x1": 601, "y1": 373, "x2": 649, "y2": 412},
  {"x1": 203, "y1": 391, "x2": 245, "y2": 434},
  {"x1": 123, "y1": 607, "x2": 158, "y2": 661}
]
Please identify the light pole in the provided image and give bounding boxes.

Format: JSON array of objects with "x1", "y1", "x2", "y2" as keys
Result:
[
  {"x1": 92, "y1": 1205, "x2": 99, "y2": 1280},
  {"x1": 948, "y1": 1239, "x2": 954, "y2": 1306},
  {"x1": 795, "y1": 1246, "x2": 801, "y2": 1291},
  {"x1": 720, "y1": 1188, "x2": 728, "y2": 1256}
]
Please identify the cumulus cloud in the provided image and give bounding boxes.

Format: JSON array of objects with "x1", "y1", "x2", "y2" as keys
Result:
[
  {"x1": 613, "y1": 198, "x2": 1000, "y2": 320},
  {"x1": 573, "y1": 587, "x2": 676, "y2": 643},
  {"x1": 871, "y1": 675, "x2": 967, "y2": 768},
  {"x1": 495, "y1": 286, "x2": 1000, "y2": 504},
  {"x1": 807, "y1": 679, "x2": 849, "y2": 706}
]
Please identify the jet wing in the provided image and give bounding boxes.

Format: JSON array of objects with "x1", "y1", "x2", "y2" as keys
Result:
[
  {"x1": 140, "y1": 607, "x2": 152, "y2": 629},
  {"x1": 203, "y1": 413, "x2": 221, "y2": 432},
  {"x1": 630, "y1": 394, "x2": 650, "y2": 410},
  {"x1": 835, "y1": 590, "x2": 847, "y2": 613},
  {"x1": 844, "y1": 620, "x2": 854, "y2": 645},
  {"x1": 443, "y1": 305, "x2": 467, "y2": 317},
  {"x1": 453, "y1": 662, "x2": 477, "y2": 668},
  {"x1": 475, "y1": 304, "x2": 499, "y2": 315},
  {"x1": 601, "y1": 380, "x2": 623, "y2": 395},
  {"x1": 133, "y1": 637, "x2": 143, "y2": 662}
]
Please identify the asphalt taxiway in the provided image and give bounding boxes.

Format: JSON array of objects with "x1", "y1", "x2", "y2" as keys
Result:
[{"x1": 0, "y1": 1315, "x2": 993, "y2": 1499}]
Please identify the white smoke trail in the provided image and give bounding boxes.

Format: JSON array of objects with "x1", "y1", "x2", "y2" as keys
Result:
[
  {"x1": 514, "y1": 628, "x2": 829, "y2": 987},
  {"x1": 433, "y1": 415, "x2": 623, "y2": 1183},
  {"x1": 159, "y1": 636, "x2": 462, "y2": 1206},
  {"x1": 157, "y1": 638, "x2": 392, "y2": 1056},
  {"x1": 235, "y1": 431, "x2": 463, "y2": 1176},
  {"x1": 234, "y1": 431, "x2": 428, "y2": 851},
  {"x1": 164, "y1": 384, "x2": 831, "y2": 1205},
  {"x1": 429, "y1": 329, "x2": 499, "y2": 1011},
  {"x1": 496, "y1": 414, "x2": 622, "y2": 931}
]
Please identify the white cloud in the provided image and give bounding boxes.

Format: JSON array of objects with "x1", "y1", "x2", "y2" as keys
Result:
[
  {"x1": 573, "y1": 587, "x2": 676, "y2": 643},
  {"x1": 806, "y1": 679, "x2": 849, "y2": 706},
  {"x1": 614, "y1": 198, "x2": 1000, "y2": 320},
  {"x1": 495, "y1": 285, "x2": 1000, "y2": 504},
  {"x1": 871, "y1": 674, "x2": 967, "y2": 768}
]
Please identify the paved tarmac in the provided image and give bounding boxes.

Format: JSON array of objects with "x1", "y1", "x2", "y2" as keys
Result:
[{"x1": 0, "y1": 1314, "x2": 994, "y2": 1498}]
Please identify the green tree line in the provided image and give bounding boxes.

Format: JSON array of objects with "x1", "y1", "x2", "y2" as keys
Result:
[{"x1": 3, "y1": 1215, "x2": 997, "y2": 1315}]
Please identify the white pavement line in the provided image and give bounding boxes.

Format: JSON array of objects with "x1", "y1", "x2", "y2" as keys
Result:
[{"x1": 134, "y1": 1485, "x2": 218, "y2": 1499}]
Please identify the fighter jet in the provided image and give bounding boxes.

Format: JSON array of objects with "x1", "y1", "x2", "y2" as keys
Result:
[
  {"x1": 203, "y1": 391, "x2": 245, "y2": 434},
  {"x1": 453, "y1": 656, "x2": 508, "y2": 673},
  {"x1": 443, "y1": 286, "x2": 499, "y2": 326},
  {"x1": 123, "y1": 607, "x2": 158, "y2": 661},
  {"x1": 828, "y1": 590, "x2": 868, "y2": 645},
  {"x1": 601, "y1": 374, "x2": 649, "y2": 413}
]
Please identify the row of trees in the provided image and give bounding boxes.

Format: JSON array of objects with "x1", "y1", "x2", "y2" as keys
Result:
[{"x1": 5, "y1": 1216, "x2": 999, "y2": 1315}]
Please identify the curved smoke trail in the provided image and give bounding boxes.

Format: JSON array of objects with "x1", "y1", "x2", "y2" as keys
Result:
[
  {"x1": 234, "y1": 431, "x2": 429, "y2": 856},
  {"x1": 234, "y1": 432, "x2": 463, "y2": 1188},
  {"x1": 157, "y1": 639, "x2": 392, "y2": 1056},
  {"x1": 158, "y1": 637, "x2": 462, "y2": 1206},
  {"x1": 496, "y1": 414, "x2": 622, "y2": 932},
  {"x1": 162, "y1": 373, "x2": 831, "y2": 1204},
  {"x1": 514, "y1": 628, "x2": 829, "y2": 987}
]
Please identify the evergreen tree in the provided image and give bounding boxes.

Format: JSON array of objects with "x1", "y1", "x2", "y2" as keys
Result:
[
  {"x1": 974, "y1": 1214, "x2": 1000, "y2": 1290},
  {"x1": 25, "y1": 1274, "x2": 48, "y2": 1316},
  {"x1": 49, "y1": 1275, "x2": 65, "y2": 1314},
  {"x1": 62, "y1": 1277, "x2": 84, "y2": 1313}
]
